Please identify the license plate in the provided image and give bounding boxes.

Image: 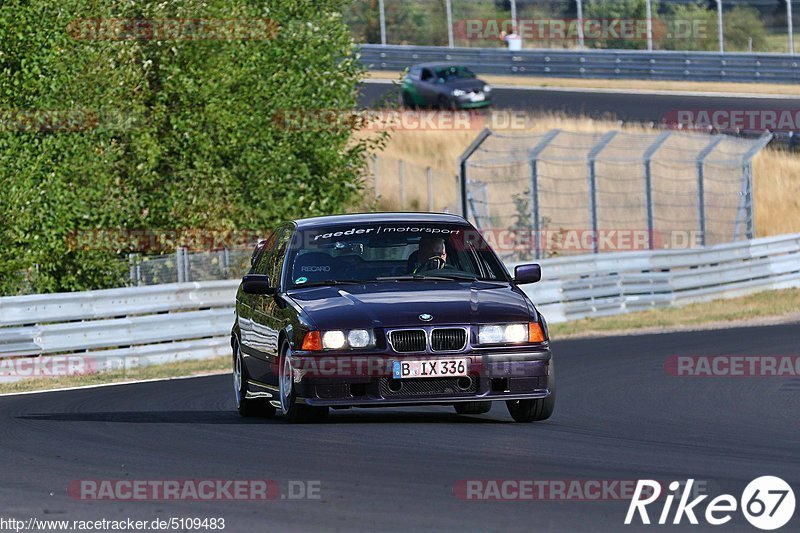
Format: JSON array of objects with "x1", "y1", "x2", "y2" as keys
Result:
[
  {"x1": 469, "y1": 93, "x2": 485, "y2": 102},
  {"x1": 392, "y1": 359, "x2": 468, "y2": 379}
]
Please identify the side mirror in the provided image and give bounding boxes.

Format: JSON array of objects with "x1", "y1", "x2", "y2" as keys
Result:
[
  {"x1": 514, "y1": 264, "x2": 541, "y2": 285},
  {"x1": 242, "y1": 274, "x2": 276, "y2": 295}
]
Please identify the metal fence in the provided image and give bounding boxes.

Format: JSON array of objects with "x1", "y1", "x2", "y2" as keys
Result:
[
  {"x1": 2, "y1": 233, "x2": 798, "y2": 382},
  {"x1": 516, "y1": 233, "x2": 800, "y2": 323},
  {"x1": 358, "y1": 44, "x2": 800, "y2": 83},
  {"x1": 125, "y1": 248, "x2": 251, "y2": 287},
  {"x1": 459, "y1": 128, "x2": 772, "y2": 260},
  {"x1": 370, "y1": 154, "x2": 459, "y2": 213},
  {"x1": 349, "y1": 1, "x2": 799, "y2": 55}
]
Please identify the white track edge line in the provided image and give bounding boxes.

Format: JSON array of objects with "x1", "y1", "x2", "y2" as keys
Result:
[{"x1": 0, "y1": 371, "x2": 229, "y2": 398}]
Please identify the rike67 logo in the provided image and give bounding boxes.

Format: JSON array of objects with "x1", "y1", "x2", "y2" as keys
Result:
[{"x1": 626, "y1": 477, "x2": 795, "y2": 530}]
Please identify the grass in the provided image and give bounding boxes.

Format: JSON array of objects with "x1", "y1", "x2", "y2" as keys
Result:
[
  {"x1": 358, "y1": 112, "x2": 800, "y2": 238},
  {"x1": 0, "y1": 356, "x2": 229, "y2": 395},
  {"x1": 366, "y1": 70, "x2": 800, "y2": 96},
  {"x1": 550, "y1": 288, "x2": 800, "y2": 338}
]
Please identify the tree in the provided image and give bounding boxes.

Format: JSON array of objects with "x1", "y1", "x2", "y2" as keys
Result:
[
  {"x1": 583, "y1": 0, "x2": 661, "y2": 50},
  {"x1": 0, "y1": 0, "x2": 379, "y2": 295}
]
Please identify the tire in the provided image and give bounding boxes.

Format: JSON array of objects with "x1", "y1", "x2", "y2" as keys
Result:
[
  {"x1": 437, "y1": 95, "x2": 455, "y2": 110},
  {"x1": 505, "y1": 362, "x2": 556, "y2": 423},
  {"x1": 233, "y1": 338, "x2": 276, "y2": 418},
  {"x1": 454, "y1": 401, "x2": 492, "y2": 415},
  {"x1": 278, "y1": 343, "x2": 329, "y2": 424}
]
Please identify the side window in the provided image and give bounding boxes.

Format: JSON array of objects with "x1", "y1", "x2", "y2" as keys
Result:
[
  {"x1": 421, "y1": 68, "x2": 433, "y2": 81},
  {"x1": 268, "y1": 228, "x2": 292, "y2": 288},
  {"x1": 253, "y1": 229, "x2": 282, "y2": 276},
  {"x1": 248, "y1": 233, "x2": 275, "y2": 274}
]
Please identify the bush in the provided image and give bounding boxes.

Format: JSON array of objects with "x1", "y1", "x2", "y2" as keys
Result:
[{"x1": 0, "y1": 0, "x2": 378, "y2": 295}]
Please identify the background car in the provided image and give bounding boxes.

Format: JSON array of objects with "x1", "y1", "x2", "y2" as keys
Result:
[
  {"x1": 231, "y1": 213, "x2": 553, "y2": 423},
  {"x1": 400, "y1": 63, "x2": 492, "y2": 109}
]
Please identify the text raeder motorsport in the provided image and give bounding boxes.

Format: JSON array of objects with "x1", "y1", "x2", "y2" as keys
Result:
[{"x1": 313, "y1": 226, "x2": 461, "y2": 241}]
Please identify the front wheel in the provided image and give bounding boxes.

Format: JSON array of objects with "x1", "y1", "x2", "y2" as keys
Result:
[
  {"x1": 279, "y1": 344, "x2": 329, "y2": 424},
  {"x1": 454, "y1": 401, "x2": 492, "y2": 415},
  {"x1": 506, "y1": 363, "x2": 556, "y2": 423},
  {"x1": 437, "y1": 95, "x2": 456, "y2": 110},
  {"x1": 233, "y1": 339, "x2": 275, "y2": 418}
]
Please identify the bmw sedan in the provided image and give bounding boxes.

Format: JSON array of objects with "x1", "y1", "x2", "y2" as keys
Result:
[
  {"x1": 400, "y1": 63, "x2": 492, "y2": 109},
  {"x1": 232, "y1": 213, "x2": 553, "y2": 423}
]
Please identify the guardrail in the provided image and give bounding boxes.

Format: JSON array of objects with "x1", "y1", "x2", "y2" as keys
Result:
[
  {"x1": 0, "y1": 281, "x2": 239, "y2": 383},
  {"x1": 518, "y1": 233, "x2": 800, "y2": 323},
  {"x1": 359, "y1": 44, "x2": 800, "y2": 84},
  {"x1": 1, "y1": 233, "x2": 798, "y2": 382}
]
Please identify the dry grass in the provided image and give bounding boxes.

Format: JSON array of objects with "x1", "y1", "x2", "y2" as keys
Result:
[
  {"x1": 0, "y1": 356, "x2": 228, "y2": 395},
  {"x1": 367, "y1": 70, "x2": 800, "y2": 96},
  {"x1": 359, "y1": 112, "x2": 800, "y2": 238},
  {"x1": 550, "y1": 288, "x2": 800, "y2": 338}
]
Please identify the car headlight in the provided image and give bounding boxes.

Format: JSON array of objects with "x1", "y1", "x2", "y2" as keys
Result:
[
  {"x1": 347, "y1": 329, "x2": 372, "y2": 348},
  {"x1": 476, "y1": 323, "x2": 545, "y2": 345},
  {"x1": 322, "y1": 330, "x2": 346, "y2": 350},
  {"x1": 452, "y1": 89, "x2": 466, "y2": 97},
  {"x1": 484, "y1": 84, "x2": 492, "y2": 93},
  {"x1": 303, "y1": 329, "x2": 376, "y2": 350}
]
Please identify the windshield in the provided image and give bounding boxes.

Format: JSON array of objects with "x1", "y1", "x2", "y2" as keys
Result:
[
  {"x1": 435, "y1": 66, "x2": 476, "y2": 82},
  {"x1": 285, "y1": 223, "x2": 508, "y2": 289}
]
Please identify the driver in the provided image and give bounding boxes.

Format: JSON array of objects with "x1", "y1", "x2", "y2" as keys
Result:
[{"x1": 412, "y1": 236, "x2": 447, "y2": 273}]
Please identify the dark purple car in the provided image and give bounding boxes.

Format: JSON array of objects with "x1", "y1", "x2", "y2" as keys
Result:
[{"x1": 232, "y1": 213, "x2": 554, "y2": 423}]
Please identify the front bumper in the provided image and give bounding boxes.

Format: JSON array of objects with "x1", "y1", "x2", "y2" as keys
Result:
[
  {"x1": 291, "y1": 349, "x2": 552, "y2": 407},
  {"x1": 455, "y1": 97, "x2": 492, "y2": 109}
]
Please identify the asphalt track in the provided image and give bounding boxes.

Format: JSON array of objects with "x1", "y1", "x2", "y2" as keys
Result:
[
  {"x1": 359, "y1": 81, "x2": 800, "y2": 123},
  {"x1": 1, "y1": 323, "x2": 798, "y2": 532}
]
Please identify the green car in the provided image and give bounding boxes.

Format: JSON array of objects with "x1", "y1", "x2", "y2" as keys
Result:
[{"x1": 400, "y1": 63, "x2": 493, "y2": 110}]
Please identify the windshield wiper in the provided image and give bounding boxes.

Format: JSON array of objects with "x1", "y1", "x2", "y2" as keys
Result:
[
  {"x1": 376, "y1": 274, "x2": 478, "y2": 282},
  {"x1": 291, "y1": 279, "x2": 368, "y2": 288}
]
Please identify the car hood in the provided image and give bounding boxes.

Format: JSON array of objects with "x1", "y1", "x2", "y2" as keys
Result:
[
  {"x1": 286, "y1": 281, "x2": 535, "y2": 330},
  {"x1": 443, "y1": 78, "x2": 486, "y2": 92}
]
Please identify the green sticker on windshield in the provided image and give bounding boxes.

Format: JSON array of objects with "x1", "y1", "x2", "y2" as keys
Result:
[{"x1": 295, "y1": 277, "x2": 308, "y2": 284}]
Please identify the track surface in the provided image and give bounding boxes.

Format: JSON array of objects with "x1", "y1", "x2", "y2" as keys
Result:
[
  {"x1": 1, "y1": 323, "x2": 798, "y2": 532},
  {"x1": 360, "y1": 81, "x2": 800, "y2": 123}
]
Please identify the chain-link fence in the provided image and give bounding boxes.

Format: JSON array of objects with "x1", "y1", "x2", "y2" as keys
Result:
[
  {"x1": 346, "y1": 0, "x2": 800, "y2": 54},
  {"x1": 460, "y1": 128, "x2": 772, "y2": 261},
  {"x1": 369, "y1": 154, "x2": 460, "y2": 213},
  {"x1": 126, "y1": 248, "x2": 252, "y2": 286}
]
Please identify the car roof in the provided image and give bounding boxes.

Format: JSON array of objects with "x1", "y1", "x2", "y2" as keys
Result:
[
  {"x1": 293, "y1": 212, "x2": 469, "y2": 230},
  {"x1": 412, "y1": 62, "x2": 470, "y2": 70}
]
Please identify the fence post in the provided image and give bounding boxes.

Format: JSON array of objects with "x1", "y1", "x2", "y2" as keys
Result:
[
  {"x1": 427, "y1": 167, "x2": 434, "y2": 212},
  {"x1": 458, "y1": 128, "x2": 493, "y2": 219},
  {"x1": 587, "y1": 131, "x2": 618, "y2": 254},
  {"x1": 445, "y1": 0, "x2": 454, "y2": 48},
  {"x1": 789, "y1": 0, "x2": 795, "y2": 55},
  {"x1": 128, "y1": 253, "x2": 136, "y2": 287},
  {"x1": 529, "y1": 129, "x2": 560, "y2": 260},
  {"x1": 176, "y1": 247, "x2": 185, "y2": 283},
  {"x1": 373, "y1": 153, "x2": 380, "y2": 199},
  {"x1": 696, "y1": 136, "x2": 725, "y2": 246},
  {"x1": 378, "y1": 0, "x2": 386, "y2": 45},
  {"x1": 184, "y1": 248, "x2": 191, "y2": 282},
  {"x1": 735, "y1": 133, "x2": 773, "y2": 240},
  {"x1": 643, "y1": 131, "x2": 671, "y2": 249},
  {"x1": 398, "y1": 159, "x2": 405, "y2": 209}
]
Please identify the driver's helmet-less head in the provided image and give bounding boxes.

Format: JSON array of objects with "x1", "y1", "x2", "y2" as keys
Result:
[{"x1": 414, "y1": 236, "x2": 447, "y2": 273}]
